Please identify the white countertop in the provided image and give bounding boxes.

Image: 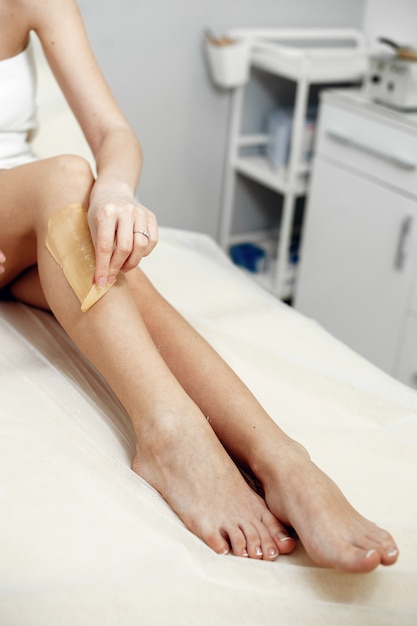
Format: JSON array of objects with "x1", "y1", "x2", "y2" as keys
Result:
[{"x1": 321, "y1": 87, "x2": 417, "y2": 135}]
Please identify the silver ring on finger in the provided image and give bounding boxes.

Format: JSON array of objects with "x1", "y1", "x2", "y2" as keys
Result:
[{"x1": 133, "y1": 229, "x2": 151, "y2": 239}]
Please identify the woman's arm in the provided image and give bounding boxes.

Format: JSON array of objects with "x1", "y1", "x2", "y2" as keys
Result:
[{"x1": 29, "y1": 0, "x2": 157, "y2": 287}]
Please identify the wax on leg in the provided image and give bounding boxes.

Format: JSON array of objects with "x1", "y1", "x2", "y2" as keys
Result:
[{"x1": 46, "y1": 203, "x2": 115, "y2": 312}]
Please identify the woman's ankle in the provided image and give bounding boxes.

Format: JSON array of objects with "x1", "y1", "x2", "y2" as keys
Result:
[{"x1": 250, "y1": 435, "x2": 311, "y2": 491}]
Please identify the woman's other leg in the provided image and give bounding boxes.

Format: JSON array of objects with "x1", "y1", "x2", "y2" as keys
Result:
[{"x1": 126, "y1": 269, "x2": 399, "y2": 572}]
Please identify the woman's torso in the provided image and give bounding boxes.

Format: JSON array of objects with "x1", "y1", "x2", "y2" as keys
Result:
[{"x1": 0, "y1": 43, "x2": 37, "y2": 169}]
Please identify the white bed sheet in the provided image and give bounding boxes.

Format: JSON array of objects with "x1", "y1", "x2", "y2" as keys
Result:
[{"x1": 1, "y1": 227, "x2": 416, "y2": 626}]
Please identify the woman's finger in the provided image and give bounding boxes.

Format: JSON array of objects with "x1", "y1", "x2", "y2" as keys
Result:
[
  {"x1": 108, "y1": 218, "x2": 144, "y2": 277},
  {"x1": 121, "y1": 229, "x2": 152, "y2": 272},
  {"x1": 120, "y1": 210, "x2": 158, "y2": 273},
  {"x1": 90, "y1": 213, "x2": 118, "y2": 288}
]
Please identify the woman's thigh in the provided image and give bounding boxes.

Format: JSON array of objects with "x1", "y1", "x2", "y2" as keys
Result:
[{"x1": 0, "y1": 155, "x2": 94, "y2": 291}]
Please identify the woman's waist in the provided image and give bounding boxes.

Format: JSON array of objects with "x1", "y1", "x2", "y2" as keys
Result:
[{"x1": 0, "y1": 130, "x2": 37, "y2": 169}]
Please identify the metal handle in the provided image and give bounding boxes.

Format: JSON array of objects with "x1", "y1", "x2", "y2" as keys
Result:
[
  {"x1": 394, "y1": 215, "x2": 413, "y2": 271},
  {"x1": 327, "y1": 129, "x2": 417, "y2": 171}
]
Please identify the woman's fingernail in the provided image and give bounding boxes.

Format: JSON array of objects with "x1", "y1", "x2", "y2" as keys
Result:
[
  {"x1": 107, "y1": 275, "x2": 116, "y2": 285},
  {"x1": 97, "y1": 277, "x2": 107, "y2": 289}
]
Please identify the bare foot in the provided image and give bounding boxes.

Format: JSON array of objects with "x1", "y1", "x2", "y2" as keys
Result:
[
  {"x1": 132, "y1": 407, "x2": 296, "y2": 560},
  {"x1": 257, "y1": 440, "x2": 399, "y2": 572}
]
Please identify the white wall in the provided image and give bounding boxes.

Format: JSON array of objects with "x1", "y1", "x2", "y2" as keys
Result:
[
  {"x1": 362, "y1": 0, "x2": 417, "y2": 53},
  {"x1": 33, "y1": 0, "x2": 365, "y2": 239}
]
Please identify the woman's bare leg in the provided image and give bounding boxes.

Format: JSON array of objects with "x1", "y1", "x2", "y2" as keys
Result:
[
  {"x1": 1, "y1": 158, "x2": 399, "y2": 570},
  {"x1": 8, "y1": 265, "x2": 49, "y2": 309},
  {"x1": 126, "y1": 269, "x2": 400, "y2": 572},
  {"x1": 0, "y1": 158, "x2": 287, "y2": 561}
]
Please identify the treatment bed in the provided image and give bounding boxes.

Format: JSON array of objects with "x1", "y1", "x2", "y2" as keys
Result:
[
  {"x1": 1, "y1": 227, "x2": 416, "y2": 626},
  {"x1": 1, "y1": 33, "x2": 416, "y2": 626}
]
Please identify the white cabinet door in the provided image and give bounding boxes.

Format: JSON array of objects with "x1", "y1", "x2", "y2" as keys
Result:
[
  {"x1": 295, "y1": 157, "x2": 417, "y2": 374},
  {"x1": 395, "y1": 315, "x2": 417, "y2": 388}
]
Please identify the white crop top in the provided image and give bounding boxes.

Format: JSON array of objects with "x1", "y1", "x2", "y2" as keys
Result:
[{"x1": 0, "y1": 43, "x2": 38, "y2": 169}]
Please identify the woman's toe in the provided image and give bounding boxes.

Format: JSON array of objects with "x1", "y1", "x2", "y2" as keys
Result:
[
  {"x1": 203, "y1": 528, "x2": 231, "y2": 556},
  {"x1": 364, "y1": 527, "x2": 399, "y2": 566},
  {"x1": 274, "y1": 532, "x2": 296, "y2": 555},
  {"x1": 227, "y1": 527, "x2": 250, "y2": 558},
  {"x1": 237, "y1": 524, "x2": 264, "y2": 559},
  {"x1": 381, "y1": 545, "x2": 399, "y2": 565},
  {"x1": 352, "y1": 547, "x2": 382, "y2": 572},
  {"x1": 376, "y1": 532, "x2": 399, "y2": 565},
  {"x1": 252, "y1": 522, "x2": 279, "y2": 560}
]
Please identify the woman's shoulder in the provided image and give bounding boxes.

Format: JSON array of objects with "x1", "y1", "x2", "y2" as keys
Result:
[
  {"x1": 7, "y1": 0, "x2": 79, "y2": 26},
  {"x1": 0, "y1": 0, "x2": 47, "y2": 30},
  {"x1": 1, "y1": 0, "x2": 84, "y2": 54},
  {"x1": 1, "y1": 0, "x2": 41, "y2": 17},
  {"x1": 9, "y1": 0, "x2": 75, "y2": 11}
]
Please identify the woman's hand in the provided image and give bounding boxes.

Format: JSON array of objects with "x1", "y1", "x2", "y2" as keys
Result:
[
  {"x1": 0, "y1": 249, "x2": 6, "y2": 276},
  {"x1": 87, "y1": 185, "x2": 158, "y2": 288}
]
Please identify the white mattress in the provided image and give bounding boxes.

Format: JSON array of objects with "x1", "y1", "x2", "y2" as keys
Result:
[{"x1": 1, "y1": 227, "x2": 416, "y2": 626}]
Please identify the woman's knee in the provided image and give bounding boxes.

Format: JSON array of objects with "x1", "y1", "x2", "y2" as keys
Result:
[
  {"x1": 50, "y1": 154, "x2": 95, "y2": 195},
  {"x1": 35, "y1": 154, "x2": 95, "y2": 223}
]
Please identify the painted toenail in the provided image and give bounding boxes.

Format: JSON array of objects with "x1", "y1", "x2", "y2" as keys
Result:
[
  {"x1": 277, "y1": 533, "x2": 292, "y2": 542},
  {"x1": 242, "y1": 549, "x2": 249, "y2": 557},
  {"x1": 255, "y1": 547, "x2": 263, "y2": 556},
  {"x1": 219, "y1": 548, "x2": 229, "y2": 555},
  {"x1": 386, "y1": 548, "x2": 398, "y2": 557},
  {"x1": 365, "y1": 549, "x2": 377, "y2": 559},
  {"x1": 268, "y1": 548, "x2": 278, "y2": 558}
]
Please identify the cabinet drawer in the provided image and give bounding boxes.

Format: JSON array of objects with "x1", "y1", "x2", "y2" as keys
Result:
[{"x1": 316, "y1": 99, "x2": 417, "y2": 197}]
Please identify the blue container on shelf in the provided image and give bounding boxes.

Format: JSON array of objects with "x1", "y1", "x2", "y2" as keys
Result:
[{"x1": 230, "y1": 242, "x2": 266, "y2": 273}]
